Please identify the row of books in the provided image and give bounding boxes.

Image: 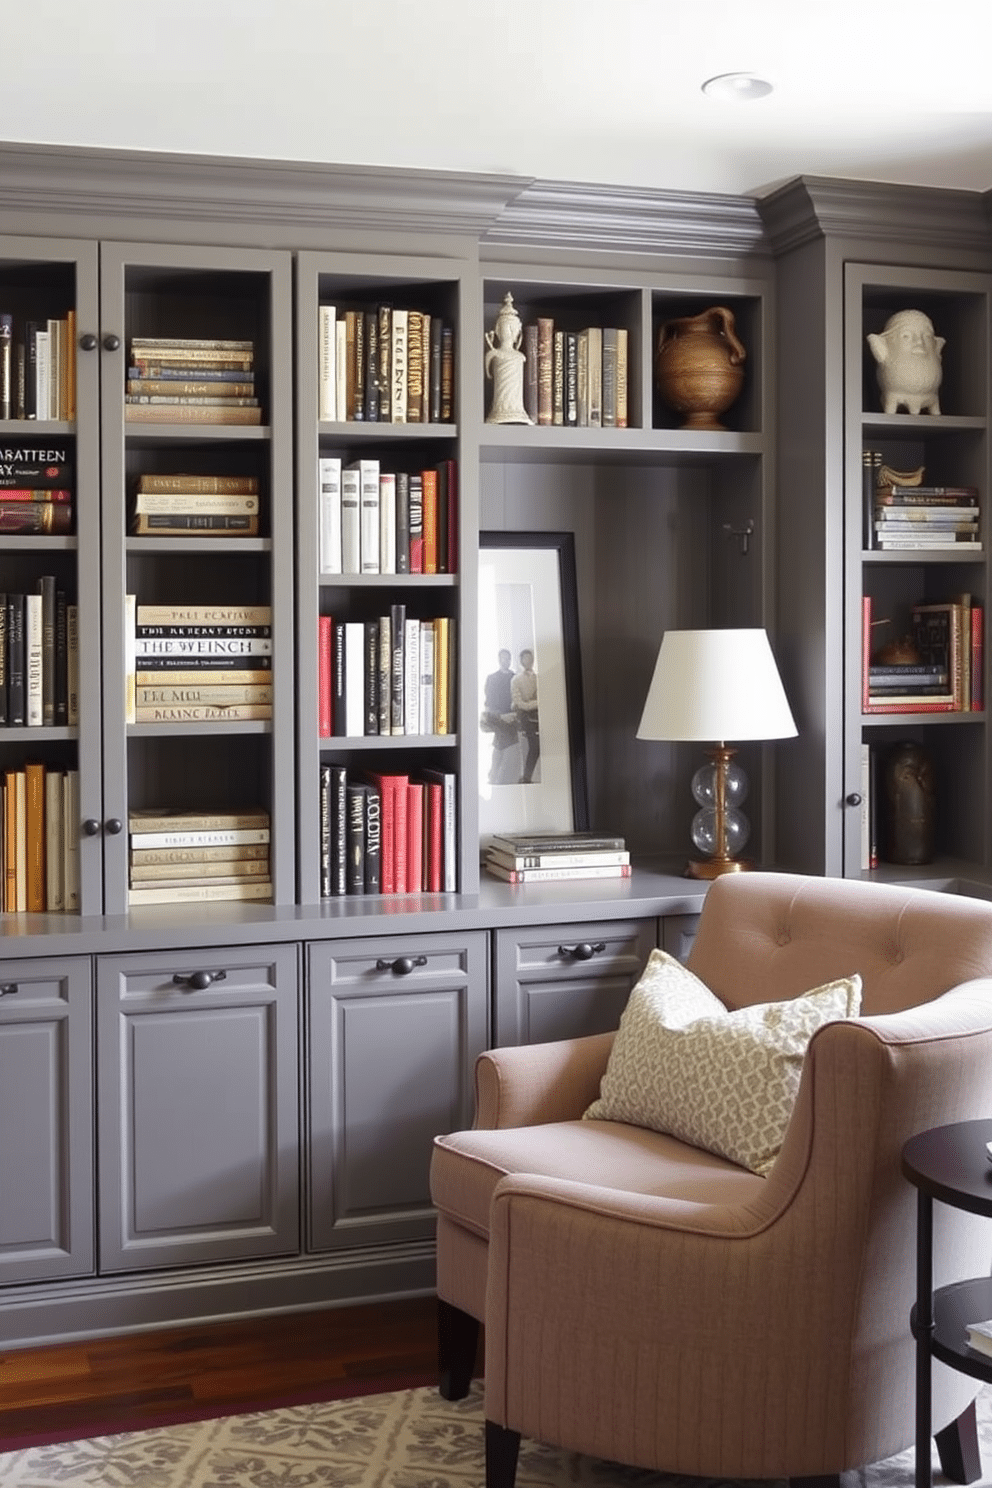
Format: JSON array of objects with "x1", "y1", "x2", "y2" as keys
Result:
[
  {"x1": 483, "y1": 830, "x2": 631, "y2": 884},
  {"x1": 518, "y1": 321, "x2": 629, "y2": 429},
  {"x1": 863, "y1": 453, "x2": 981, "y2": 551},
  {"x1": 130, "y1": 471, "x2": 261, "y2": 537},
  {"x1": 2, "y1": 764, "x2": 80, "y2": 912},
  {"x1": 128, "y1": 807, "x2": 272, "y2": 906},
  {"x1": 862, "y1": 593, "x2": 984, "y2": 713},
  {"x1": 318, "y1": 456, "x2": 456, "y2": 576},
  {"x1": 0, "y1": 583, "x2": 78, "y2": 727},
  {"x1": 0, "y1": 446, "x2": 74, "y2": 532},
  {"x1": 318, "y1": 304, "x2": 455, "y2": 425},
  {"x1": 318, "y1": 611, "x2": 453, "y2": 738},
  {"x1": 0, "y1": 313, "x2": 77, "y2": 422},
  {"x1": 125, "y1": 602, "x2": 274, "y2": 724},
  {"x1": 319, "y1": 765, "x2": 456, "y2": 896},
  {"x1": 125, "y1": 337, "x2": 263, "y2": 426}
]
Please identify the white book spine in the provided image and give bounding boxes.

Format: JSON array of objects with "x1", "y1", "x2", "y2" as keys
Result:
[
  {"x1": 404, "y1": 618, "x2": 420, "y2": 735},
  {"x1": 34, "y1": 329, "x2": 51, "y2": 420},
  {"x1": 379, "y1": 471, "x2": 397, "y2": 575},
  {"x1": 45, "y1": 769, "x2": 65, "y2": 911},
  {"x1": 25, "y1": 592, "x2": 43, "y2": 726},
  {"x1": 356, "y1": 460, "x2": 381, "y2": 574},
  {"x1": 344, "y1": 621, "x2": 365, "y2": 736},
  {"x1": 318, "y1": 456, "x2": 342, "y2": 574},
  {"x1": 318, "y1": 304, "x2": 336, "y2": 421},
  {"x1": 420, "y1": 621, "x2": 436, "y2": 735},
  {"x1": 340, "y1": 467, "x2": 361, "y2": 574},
  {"x1": 334, "y1": 320, "x2": 348, "y2": 421},
  {"x1": 124, "y1": 593, "x2": 136, "y2": 724}
]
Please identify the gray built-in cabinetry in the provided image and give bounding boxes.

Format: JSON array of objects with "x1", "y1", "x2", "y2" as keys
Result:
[{"x1": 1, "y1": 148, "x2": 990, "y2": 1348}]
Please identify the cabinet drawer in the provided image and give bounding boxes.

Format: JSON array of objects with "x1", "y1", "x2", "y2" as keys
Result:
[{"x1": 493, "y1": 917, "x2": 657, "y2": 1045}]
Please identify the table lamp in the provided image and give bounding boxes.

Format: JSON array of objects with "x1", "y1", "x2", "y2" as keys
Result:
[{"x1": 637, "y1": 628, "x2": 797, "y2": 878}]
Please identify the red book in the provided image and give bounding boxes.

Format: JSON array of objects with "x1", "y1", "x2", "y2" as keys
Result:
[
  {"x1": 406, "y1": 782, "x2": 424, "y2": 893},
  {"x1": 0, "y1": 488, "x2": 72, "y2": 501},
  {"x1": 392, "y1": 776, "x2": 410, "y2": 892},
  {"x1": 366, "y1": 772, "x2": 408, "y2": 895},
  {"x1": 421, "y1": 468, "x2": 438, "y2": 575},
  {"x1": 318, "y1": 614, "x2": 332, "y2": 737},
  {"x1": 425, "y1": 780, "x2": 443, "y2": 892},
  {"x1": 444, "y1": 459, "x2": 457, "y2": 574},
  {"x1": 972, "y1": 604, "x2": 984, "y2": 712}
]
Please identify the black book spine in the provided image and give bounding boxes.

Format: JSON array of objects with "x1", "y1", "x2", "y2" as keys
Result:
[
  {"x1": 23, "y1": 321, "x2": 39, "y2": 420},
  {"x1": 319, "y1": 764, "x2": 331, "y2": 898},
  {"x1": 389, "y1": 602, "x2": 406, "y2": 735},
  {"x1": 352, "y1": 311, "x2": 365, "y2": 422},
  {"x1": 429, "y1": 317, "x2": 443, "y2": 424},
  {"x1": 364, "y1": 618, "x2": 380, "y2": 735},
  {"x1": 331, "y1": 620, "x2": 347, "y2": 737},
  {"x1": 0, "y1": 313, "x2": 11, "y2": 420},
  {"x1": 7, "y1": 593, "x2": 25, "y2": 725},
  {"x1": 364, "y1": 782, "x2": 381, "y2": 893},
  {"x1": 377, "y1": 305, "x2": 391, "y2": 422},
  {"x1": 863, "y1": 449, "x2": 878, "y2": 550},
  {"x1": 363, "y1": 310, "x2": 379, "y2": 422},
  {"x1": 331, "y1": 764, "x2": 348, "y2": 896},
  {"x1": 38, "y1": 574, "x2": 56, "y2": 726},
  {"x1": 346, "y1": 781, "x2": 367, "y2": 894},
  {"x1": 0, "y1": 592, "x2": 6, "y2": 725}
]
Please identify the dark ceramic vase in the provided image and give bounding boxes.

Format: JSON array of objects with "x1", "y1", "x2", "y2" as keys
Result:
[{"x1": 881, "y1": 740, "x2": 936, "y2": 865}]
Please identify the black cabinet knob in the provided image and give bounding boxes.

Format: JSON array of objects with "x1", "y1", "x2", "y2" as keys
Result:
[
  {"x1": 172, "y1": 969, "x2": 228, "y2": 991},
  {"x1": 557, "y1": 941, "x2": 606, "y2": 961},
  {"x1": 78, "y1": 332, "x2": 98, "y2": 351},
  {"x1": 845, "y1": 793, "x2": 863, "y2": 807},
  {"x1": 102, "y1": 333, "x2": 121, "y2": 352},
  {"x1": 105, "y1": 818, "x2": 123, "y2": 835},
  {"x1": 82, "y1": 818, "x2": 101, "y2": 836},
  {"x1": 0, "y1": 983, "x2": 18, "y2": 996},
  {"x1": 375, "y1": 955, "x2": 428, "y2": 975}
]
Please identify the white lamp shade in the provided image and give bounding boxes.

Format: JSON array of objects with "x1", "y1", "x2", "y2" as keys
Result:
[{"x1": 637, "y1": 628, "x2": 797, "y2": 743}]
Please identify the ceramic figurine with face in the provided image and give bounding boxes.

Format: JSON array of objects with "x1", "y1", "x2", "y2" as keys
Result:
[{"x1": 867, "y1": 309, "x2": 945, "y2": 415}]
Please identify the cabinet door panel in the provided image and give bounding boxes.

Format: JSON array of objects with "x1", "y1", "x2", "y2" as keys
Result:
[
  {"x1": 307, "y1": 931, "x2": 487, "y2": 1251},
  {"x1": 97, "y1": 943, "x2": 299, "y2": 1272},
  {"x1": 493, "y1": 918, "x2": 657, "y2": 1046},
  {"x1": 0, "y1": 956, "x2": 93, "y2": 1282}
]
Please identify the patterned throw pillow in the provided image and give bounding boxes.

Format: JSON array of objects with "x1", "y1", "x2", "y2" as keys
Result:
[{"x1": 584, "y1": 950, "x2": 862, "y2": 1175}]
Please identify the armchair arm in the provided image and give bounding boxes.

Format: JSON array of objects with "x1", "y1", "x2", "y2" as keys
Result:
[{"x1": 474, "y1": 1030, "x2": 616, "y2": 1129}]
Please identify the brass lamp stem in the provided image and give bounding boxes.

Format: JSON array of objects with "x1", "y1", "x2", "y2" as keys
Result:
[{"x1": 685, "y1": 742, "x2": 750, "y2": 879}]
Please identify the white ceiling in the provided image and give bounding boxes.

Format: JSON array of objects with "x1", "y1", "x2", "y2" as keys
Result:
[{"x1": 3, "y1": 0, "x2": 991, "y2": 200}]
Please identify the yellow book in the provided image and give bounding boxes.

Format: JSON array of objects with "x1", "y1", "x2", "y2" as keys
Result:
[
  {"x1": 434, "y1": 616, "x2": 450, "y2": 734},
  {"x1": 24, "y1": 761, "x2": 46, "y2": 912}
]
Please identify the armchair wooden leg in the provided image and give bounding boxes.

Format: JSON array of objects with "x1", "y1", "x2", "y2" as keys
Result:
[
  {"x1": 935, "y1": 1399, "x2": 982, "y2": 1484},
  {"x1": 486, "y1": 1418, "x2": 521, "y2": 1488},
  {"x1": 437, "y1": 1298, "x2": 480, "y2": 1401}
]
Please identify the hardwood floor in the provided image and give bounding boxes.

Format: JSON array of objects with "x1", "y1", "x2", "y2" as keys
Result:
[{"x1": 0, "y1": 1295, "x2": 444, "y2": 1444}]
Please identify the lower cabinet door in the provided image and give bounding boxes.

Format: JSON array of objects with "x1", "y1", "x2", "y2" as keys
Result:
[
  {"x1": 96, "y1": 943, "x2": 300, "y2": 1273},
  {"x1": 0, "y1": 955, "x2": 94, "y2": 1283},
  {"x1": 307, "y1": 931, "x2": 488, "y2": 1252},
  {"x1": 493, "y1": 917, "x2": 658, "y2": 1046}
]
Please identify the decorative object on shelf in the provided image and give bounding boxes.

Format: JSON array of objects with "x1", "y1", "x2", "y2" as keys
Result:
[
  {"x1": 484, "y1": 292, "x2": 532, "y2": 425},
  {"x1": 877, "y1": 462, "x2": 925, "y2": 487},
  {"x1": 477, "y1": 532, "x2": 587, "y2": 849},
  {"x1": 879, "y1": 739, "x2": 936, "y2": 865},
  {"x1": 867, "y1": 309, "x2": 944, "y2": 415},
  {"x1": 654, "y1": 305, "x2": 746, "y2": 430},
  {"x1": 637, "y1": 628, "x2": 797, "y2": 878}
]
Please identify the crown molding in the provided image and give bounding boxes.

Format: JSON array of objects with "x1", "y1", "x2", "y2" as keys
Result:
[
  {"x1": 757, "y1": 174, "x2": 992, "y2": 256},
  {"x1": 484, "y1": 179, "x2": 769, "y2": 260},
  {"x1": 0, "y1": 142, "x2": 530, "y2": 238}
]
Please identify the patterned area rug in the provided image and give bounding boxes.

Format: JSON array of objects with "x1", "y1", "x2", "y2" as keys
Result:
[{"x1": 1, "y1": 1380, "x2": 991, "y2": 1488}]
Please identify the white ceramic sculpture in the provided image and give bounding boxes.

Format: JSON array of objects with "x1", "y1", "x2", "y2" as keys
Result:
[
  {"x1": 867, "y1": 309, "x2": 945, "y2": 415},
  {"x1": 484, "y1": 292, "x2": 532, "y2": 425}
]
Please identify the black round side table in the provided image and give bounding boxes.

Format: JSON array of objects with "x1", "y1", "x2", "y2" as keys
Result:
[{"x1": 902, "y1": 1119, "x2": 992, "y2": 1488}]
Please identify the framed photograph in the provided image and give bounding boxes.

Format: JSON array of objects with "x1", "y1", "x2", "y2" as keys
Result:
[{"x1": 477, "y1": 531, "x2": 588, "y2": 846}]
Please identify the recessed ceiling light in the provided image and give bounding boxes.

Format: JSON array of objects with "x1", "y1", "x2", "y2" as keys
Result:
[{"x1": 701, "y1": 72, "x2": 773, "y2": 102}]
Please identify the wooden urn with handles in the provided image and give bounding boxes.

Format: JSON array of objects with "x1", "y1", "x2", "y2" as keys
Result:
[{"x1": 655, "y1": 304, "x2": 746, "y2": 430}]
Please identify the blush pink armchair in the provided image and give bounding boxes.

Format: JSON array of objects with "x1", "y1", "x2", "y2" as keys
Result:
[{"x1": 430, "y1": 872, "x2": 992, "y2": 1488}]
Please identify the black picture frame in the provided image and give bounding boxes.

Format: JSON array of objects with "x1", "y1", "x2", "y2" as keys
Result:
[{"x1": 477, "y1": 530, "x2": 589, "y2": 845}]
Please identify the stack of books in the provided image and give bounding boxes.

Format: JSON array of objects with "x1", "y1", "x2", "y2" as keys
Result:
[
  {"x1": 866, "y1": 465, "x2": 981, "y2": 552},
  {"x1": 128, "y1": 808, "x2": 272, "y2": 906},
  {"x1": 125, "y1": 337, "x2": 261, "y2": 425},
  {"x1": 317, "y1": 456, "x2": 456, "y2": 576},
  {"x1": 131, "y1": 472, "x2": 260, "y2": 537},
  {"x1": 317, "y1": 304, "x2": 455, "y2": 424},
  {"x1": 319, "y1": 765, "x2": 456, "y2": 896},
  {"x1": 861, "y1": 593, "x2": 984, "y2": 713},
  {"x1": 127, "y1": 602, "x2": 273, "y2": 724},
  {"x1": 317, "y1": 607, "x2": 452, "y2": 739},
  {"x1": 0, "y1": 447, "x2": 73, "y2": 533},
  {"x1": 484, "y1": 831, "x2": 631, "y2": 884}
]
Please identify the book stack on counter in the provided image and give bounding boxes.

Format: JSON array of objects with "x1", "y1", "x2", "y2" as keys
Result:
[
  {"x1": 318, "y1": 765, "x2": 456, "y2": 897},
  {"x1": 0, "y1": 576, "x2": 78, "y2": 726},
  {"x1": 484, "y1": 831, "x2": 631, "y2": 884},
  {"x1": 128, "y1": 808, "x2": 272, "y2": 906},
  {"x1": 317, "y1": 456, "x2": 457, "y2": 576},
  {"x1": 518, "y1": 320, "x2": 628, "y2": 429},
  {"x1": 318, "y1": 607, "x2": 453, "y2": 739},
  {"x1": 131, "y1": 472, "x2": 260, "y2": 537},
  {"x1": 317, "y1": 304, "x2": 455, "y2": 425},
  {"x1": 862, "y1": 593, "x2": 983, "y2": 714},
  {"x1": 1, "y1": 763, "x2": 80, "y2": 911},
  {"x1": 127, "y1": 603, "x2": 273, "y2": 725},
  {"x1": 0, "y1": 447, "x2": 73, "y2": 533},
  {"x1": 125, "y1": 338, "x2": 261, "y2": 425}
]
